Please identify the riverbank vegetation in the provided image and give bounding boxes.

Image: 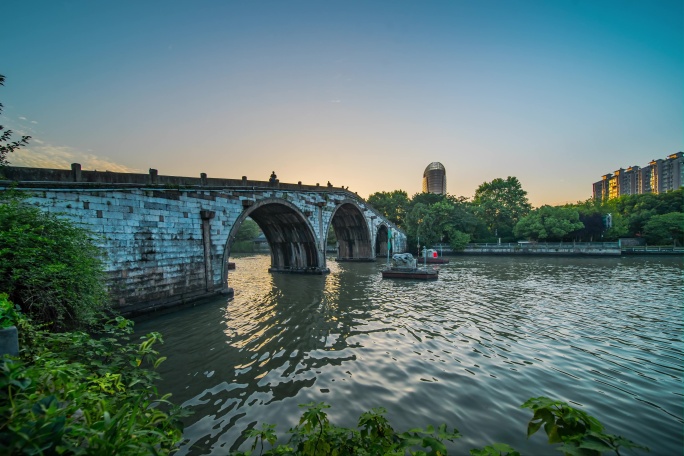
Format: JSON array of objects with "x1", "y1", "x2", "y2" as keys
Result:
[
  {"x1": 230, "y1": 398, "x2": 647, "y2": 456},
  {"x1": 368, "y1": 180, "x2": 683, "y2": 249},
  {"x1": 0, "y1": 194, "x2": 187, "y2": 454},
  {"x1": 1, "y1": 313, "x2": 187, "y2": 455}
]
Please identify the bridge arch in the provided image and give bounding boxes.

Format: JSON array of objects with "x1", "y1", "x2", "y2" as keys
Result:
[
  {"x1": 375, "y1": 224, "x2": 391, "y2": 257},
  {"x1": 222, "y1": 198, "x2": 326, "y2": 288},
  {"x1": 327, "y1": 200, "x2": 373, "y2": 261}
]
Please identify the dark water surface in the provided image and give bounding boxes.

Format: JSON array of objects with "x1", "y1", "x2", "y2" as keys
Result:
[{"x1": 135, "y1": 255, "x2": 683, "y2": 455}]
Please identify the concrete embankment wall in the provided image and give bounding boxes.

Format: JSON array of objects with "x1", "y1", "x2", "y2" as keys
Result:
[
  {"x1": 445, "y1": 242, "x2": 682, "y2": 256},
  {"x1": 460, "y1": 246, "x2": 622, "y2": 256}
]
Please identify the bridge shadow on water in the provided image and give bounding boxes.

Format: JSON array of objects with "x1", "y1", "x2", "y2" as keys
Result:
[{"x1": 135, "y1": 254, "x2": 389, "y2": 454}]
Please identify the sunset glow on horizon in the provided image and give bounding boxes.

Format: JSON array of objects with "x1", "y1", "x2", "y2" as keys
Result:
[{"x1": 2, "y1": 0, "x2": 681, "y2": 207}]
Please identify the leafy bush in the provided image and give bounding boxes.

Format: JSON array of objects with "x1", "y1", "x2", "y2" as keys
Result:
[
  {"x1": 0, "y1": 196, "x2": 109, "y2": 330},
  {"x1": 233, "y1": 402, "x2": 461, "y2": 456},
  {"x1": 0, "y1": 293, "x2": 20, "y2": 328},
  {"x1": 522, "y1": 396, "x2": 648, "y2": 456},
  {"x1": 1, "y1": 316, "x2": 186, "y2": 455},
  {"x1": 230, "y1": 398, "x2": 647, "y2": 456},
  {"x1": 447, "y1": 229, "x2": 471, "y2": 251},
  {"x1": 231, "y1": 240, "x2": 257, "y2": 253},
  {"x1": 643, "y1": 212, "x2": 684, "y2": 246}
]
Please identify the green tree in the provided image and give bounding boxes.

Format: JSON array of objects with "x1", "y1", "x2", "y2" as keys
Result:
[
  {"x1": 0, "y1": 74, "x2": 30, "y2": 167},
  {"x1": 405, "y1": 193, "x2": 452, "y2": 247},
  {"x1": 0, "y1": 196, "x2": 108, "y2": 330},
  {"x1": 447, "y1": 229, "x2": 471, "y2": 251},
  {"x1": 473, "y1": 177, "x2": 531, "y2": 242},
  {"x1": 367, "y1": 190, "x2": 410, "y2": 227},
  {"x1": 566, "y1": 189, "x2": 684, "y2": 240},
  {"x1": 643, "y1": 212, "x2": 684, "y2": 246},
  {"x1": 235, "y1": 218, "x2": 261, "y2": 242},
  {"x1": 231, "y1": 218, "x2": 262, "y2": 253},
  {"x1": 514, "y1": 206, "x2": 584, "y2": 241},
  {"x1": 405, "y1": 202, "x2": 436, "y2": 251},
  {"x1": 602, "y1": 212, "x2": 629, "y2": 241},
  {"x1": 326, "y1": 223, "x2": 337, "y2": 246},
  {"x1": 408, "y1": 191, "x2": 445, "y2": 209},
  {"x1": 449, "y1": 196, "x2": 489, "y2": 242}
]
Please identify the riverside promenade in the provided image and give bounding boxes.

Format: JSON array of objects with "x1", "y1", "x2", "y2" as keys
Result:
[{"x1": 436, "y1": 242, "x2": 683, "y2": 256}]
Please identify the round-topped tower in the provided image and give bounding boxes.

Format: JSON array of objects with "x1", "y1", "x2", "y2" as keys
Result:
[{"x1": 422, "y1": 162, "x2": 446, "y2": 194}]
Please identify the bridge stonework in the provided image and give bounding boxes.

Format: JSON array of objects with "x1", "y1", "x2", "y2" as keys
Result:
[{"x1": 0, "y1": 166, "x2": 406, "y2": 314}]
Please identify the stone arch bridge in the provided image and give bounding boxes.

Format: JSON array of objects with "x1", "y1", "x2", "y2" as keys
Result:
[{"x1": 1, "y1": 165, "x2": 406, "y2": 314}]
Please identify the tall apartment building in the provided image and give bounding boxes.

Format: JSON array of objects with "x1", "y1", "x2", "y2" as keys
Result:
[
  {"x1": 422, "y1": 162, "x2": 447, "y2": 194},
  {"x1": 593, "y1": 152, "x2": 683, "y2": 200}
]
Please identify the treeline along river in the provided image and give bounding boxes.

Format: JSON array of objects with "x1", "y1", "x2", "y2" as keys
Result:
[{"x1": 135, "y1": 254, "x2": 683, "y2": 455}]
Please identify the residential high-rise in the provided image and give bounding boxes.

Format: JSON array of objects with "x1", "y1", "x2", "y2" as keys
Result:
[
  {"x1": 592, "y1": 152, "x2": 683, "y2": 200},
  {"x1": 422, "y1": 162, "x2": 446, "y2": 194}
]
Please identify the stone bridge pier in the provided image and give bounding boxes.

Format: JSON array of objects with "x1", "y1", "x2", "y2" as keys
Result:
[{"x1": 1, "y1": 165, "x2": 407, "y2": 315}]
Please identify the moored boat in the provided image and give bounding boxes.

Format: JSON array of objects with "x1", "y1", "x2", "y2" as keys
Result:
[{"x1": 418, "y1": 249, "x2": 450, "y2": 264}]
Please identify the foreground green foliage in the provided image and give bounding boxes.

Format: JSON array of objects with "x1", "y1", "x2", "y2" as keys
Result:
[
  {"x1": 230, "y1": 398, "x2": 646, "y2": 456},
  {"x1": 0, "y1": 293, "x2": 20, "y2": 328},
  {"x1": 522, "y1": 397, "x2": 648, "y2": 456},
  {"x1": 0, "y1": 196, "x2": 109, "y2": 330},
  {"x1": 1, "y1": 316, "x2": 186, "y2": 455}
]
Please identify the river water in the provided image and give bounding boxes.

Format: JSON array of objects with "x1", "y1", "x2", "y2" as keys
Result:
[{"x1": 135, "y1": 254, "x2": 683, "y2": 455}]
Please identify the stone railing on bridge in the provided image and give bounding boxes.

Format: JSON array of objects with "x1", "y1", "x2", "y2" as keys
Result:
[{"x1": 1, "y1": 164, "x2": 404, "y2": 236}]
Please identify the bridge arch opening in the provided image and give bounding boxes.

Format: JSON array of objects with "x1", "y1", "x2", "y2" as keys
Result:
[
  {"x1": 375, "y1": 224, "x2": 390, "y2": 257},
  {"x1": 222, "y1": 199, "x2": 326, "y2": 289},
  {"x1": 328, "y1": 201, "x2": 373, "y2": 261}
]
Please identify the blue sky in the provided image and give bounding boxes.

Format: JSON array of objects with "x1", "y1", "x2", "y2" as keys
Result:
[{"x1": 2, "y1": 0, "x2": 682, "y2": 206}]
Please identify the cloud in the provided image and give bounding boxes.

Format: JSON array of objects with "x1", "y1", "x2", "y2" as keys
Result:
[
  {"x1": 9, "y1": 140, "x2": 139, "y2": 173},
  {"x1": 18, "y1": 116, "x2": 27, "y2": 120}
]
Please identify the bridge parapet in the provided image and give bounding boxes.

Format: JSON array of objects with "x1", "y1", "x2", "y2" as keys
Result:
[{"x1": 1, "y1": 164, "x2": 355, "y2": 194}]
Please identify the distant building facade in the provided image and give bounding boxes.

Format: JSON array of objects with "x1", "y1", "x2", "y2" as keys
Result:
[
  {"x1": 593, "y1": 152, "x2": 683, "y2": 200},
  {"x1": 422, "y1": 162, "x2": 447, "y2": 194}
]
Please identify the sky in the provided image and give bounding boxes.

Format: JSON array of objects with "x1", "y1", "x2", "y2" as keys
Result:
[{"x1": 2, "y1": 0, "x2": 682, "y2": 207}]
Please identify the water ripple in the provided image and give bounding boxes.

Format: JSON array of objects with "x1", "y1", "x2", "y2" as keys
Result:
[{"x1": 136, "y1": 254, "x2": 683, "y2": 455}]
